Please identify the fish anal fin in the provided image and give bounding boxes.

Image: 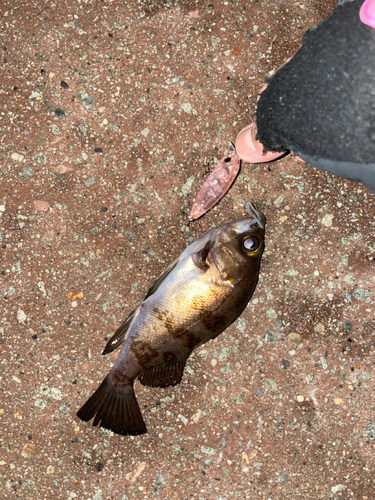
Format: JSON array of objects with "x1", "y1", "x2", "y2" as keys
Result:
[
  {"x1": 77, "y1": 375, "x2": 147, "y2": 436},
  {"x1": 102, "y1": 307, "x2": 137, "y2": 355},
  {"x1": 144, "y1": 258, "x2": 179, "y2": 300},
  {"x1": 192, "y1": 240, "x2": 213, "y2": 272},
  {"x1": 137, "y1": 352, "x2": 190, "y2": 388}
]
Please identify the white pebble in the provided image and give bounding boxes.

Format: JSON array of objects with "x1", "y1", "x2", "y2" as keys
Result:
[
  {"x1": 11, "y1": 152, "x2": 25, "y2": 162},
  {"x1": 321, "y1": 213, "x2": 334, "y2": 227},
  {"x1": 17, "y1": 309, "x2": 27, "y2": 323},
  {"x1": 178, "y1": 414, "x2": 188, "y2": 425}
]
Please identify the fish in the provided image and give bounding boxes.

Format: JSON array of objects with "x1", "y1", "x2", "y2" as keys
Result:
[
  {"x1": 189, "y1": 143, "x2": 241, "y2": 220},
  {"x1": 77, "y1": 202, "x2": 265, "y2": 436}
]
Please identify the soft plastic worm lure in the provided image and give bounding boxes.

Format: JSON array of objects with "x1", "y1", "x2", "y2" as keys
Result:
[{"x1": 189, "y1": 144, "x2": 241, "y2": 220}]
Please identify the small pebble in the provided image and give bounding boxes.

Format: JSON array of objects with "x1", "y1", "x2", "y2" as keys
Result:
[
  {"x1": 288, "y1": 332, "x2": 302, "y2": 344},
  {"x1": 181, "y1": 102, "x2": 193, "y2": 114},
  {"x1": 321, "y1": 213, "x2": 334, "y2": 227},
  {"x1": 77, "y1": 90, "x2": 95, "y2": 107},
  {"x1": 33, "y1": 200, "x2": 49, "y2": 212},
  {"x1": 356, "y1": 371, "x2": 372, "y2": 381},
  {"x1": 52, "y1": 165, "x2": 74, "y2": 174},
  {"x1": 265, "y1": 329, "x2": 285, "y2": 342},
  {"x1": 313, "y1": 322, "x2": 325, "y2": 335},
  {"x1": 17, "y1": 309, "x2": 27, "y2": 323},
  {"x1": 331, "y1": 484, "x2": 346, "y2": 494},
  {"x1": 320, "y1": 357, "x2": 328, "y2": 370},
  {"x1": 273, "y1": 194, "x2": 284, "y2": 207},
  {"x1": 155, "y1": 473, "x2": 165, "y2": 486},
  {"x1": 192, "y1": 410, "x2": 202, "y2": 424},
  {"x1": 178, "y1": 414, "x2": 188, "y2": 425},
  {"x1": 11, "y1": 152, "x2": 24, "y2": 162},
  {"x1": 267, "y1": 309, "x2": 278, "y2": 319},
  {"x1": 85, "y1": 177, "x2": 95, "y2": 187}
]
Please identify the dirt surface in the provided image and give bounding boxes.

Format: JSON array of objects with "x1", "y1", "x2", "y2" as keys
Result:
[{"x1": 1, "y1": 0, "x2": 375, "y2": 499}]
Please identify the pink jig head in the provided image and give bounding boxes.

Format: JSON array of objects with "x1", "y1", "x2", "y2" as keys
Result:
[
  {"x1": 360, "y1": 0, "x2": 375, "y2": 29},
  {"x1": 189, "y1": 144, "x2": 241, "y2": 220}
]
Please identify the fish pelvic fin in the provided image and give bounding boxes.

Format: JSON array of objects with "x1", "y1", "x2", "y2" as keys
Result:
[
  {"x1": 76, "y1": 375, "x2": 147, "y2": 436},
  {"x1": 102, "y1": 307, "x2": 138, "y2": 355},
  {"x1": 137, "y1": 352, "x2": 190, "y2": 388}
]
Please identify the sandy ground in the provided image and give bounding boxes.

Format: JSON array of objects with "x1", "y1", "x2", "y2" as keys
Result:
[{"x1": 1, "y1": 0, "x2": 375, "y2": 498}]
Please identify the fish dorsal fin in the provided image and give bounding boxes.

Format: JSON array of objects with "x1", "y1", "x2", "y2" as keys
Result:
[
  {"x1": 192, "y1": 240, "x2": 213, "y2": 271},
  {"x1": 102, "y1": 307, "x2": 137, "y2": 355},
  {"x1": 144, "y1": 258, "x2": 180, "y2": 300}
]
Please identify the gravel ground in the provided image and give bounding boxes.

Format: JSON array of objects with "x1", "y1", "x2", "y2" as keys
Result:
[{"x1": 1, "y1": 0, "x2": 375, "y2": 499}]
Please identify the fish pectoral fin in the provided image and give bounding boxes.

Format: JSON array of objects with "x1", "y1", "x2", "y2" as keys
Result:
[
  {"x1": 137, "y1": 352, "x2": 190, "y2": 388},
  {"x1": 102, "y1": 307, "x2": 137, "y2": 355},
  {"x1": 191, "y1": 240, "x2": 213, "y2": 272},
  {"x1": 143, "y1": 258, "x2": 180, "y2": 300},
  {"x1": 76, "y1": 375, "x2": 147, "y2": 436}
]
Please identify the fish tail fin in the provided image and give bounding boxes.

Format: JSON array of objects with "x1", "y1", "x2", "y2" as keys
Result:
[
  {"x1": 77, "y1": 375, "x2": 147, "y2": 436},
  {"x1": 138, "y1": 352, "x2": 189, "y2": 388}
]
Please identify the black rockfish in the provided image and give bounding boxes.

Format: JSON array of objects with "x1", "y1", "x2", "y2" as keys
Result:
[{"x1": 77, "y1": 203, "x2": 265, "y2": 435}]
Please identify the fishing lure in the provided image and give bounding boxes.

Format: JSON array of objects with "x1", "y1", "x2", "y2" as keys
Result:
[{"x1": 189, "y1": 144, "x2": 241, "y2": 219}]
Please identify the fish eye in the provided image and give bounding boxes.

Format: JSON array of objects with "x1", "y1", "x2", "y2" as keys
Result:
[
  {"x1": 241, "y1": 236, "x2": 260, "y2": 254},
  {"x1": 224, "y1": 157, "x2": 231, "y2": 163}
]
